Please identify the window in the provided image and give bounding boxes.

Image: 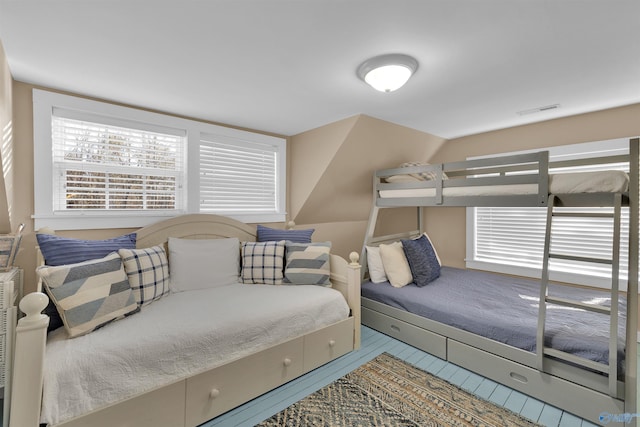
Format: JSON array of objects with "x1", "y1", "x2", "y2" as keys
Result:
[
  {"x1": 52, "y1": 111, "x2": 186, "y2": 213},
  {"x1": 33, "y1": 90, "x2": 286, "y2": 230},
  {"x1": 199, "y1": 135, "x2": 281, "y2": 215},
  {"x1": 466, "y1": 138, "x2": 633, "y2": 291}
]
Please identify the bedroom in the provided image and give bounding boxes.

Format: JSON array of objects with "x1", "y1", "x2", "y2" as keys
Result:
[{"x1": 1, "y1": 1, "x2": 640, "y2": 426}]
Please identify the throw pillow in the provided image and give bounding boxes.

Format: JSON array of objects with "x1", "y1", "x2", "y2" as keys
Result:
[
  {"x1": 378, "y1": 241, "x2": 413, "y2": 288},
  {"x1": 168, "y1": 237, "x2": 240, "y2": 292},
  {"x1": 365, "y1": 245, "x2": 388, "y2": 283},
  {"x1": 401, "y1": 234, "x2": 441, "y2": 287},
  {"x1": 241, "y1": 240, "x2": 286, "y2": 285},
  {"x1": 283, "y1": 241, "x2": 331, "y2": 286},
  {"x1": 118, "y1": 245, "x2": 170, "y2": 306},
  {"x1": 256, "y1": 224, "x2": 314, "y2": 243},
  {"x1": 36, "y1": 232, "x2": 137, "y2": 266},
  {"x1": 37, "y1": 252, "x2": 138, "y2": 338}
]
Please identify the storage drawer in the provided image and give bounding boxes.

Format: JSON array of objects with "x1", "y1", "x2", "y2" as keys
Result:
[
  {"x1": 58, "y1": 380, "x2": 186, "y2": 427},
  {"x1": 447, "y1": 339, "x2": 624, "y2": 424},
  {"x1": 362, "y1": 307, "x2": 447, "y2": 359},
  {"x1": 303, "y1": 317, "x2": 354, "y2": 372},
  {"x1": 185, "y1": 336, "x2": 304, "y2": 427}
]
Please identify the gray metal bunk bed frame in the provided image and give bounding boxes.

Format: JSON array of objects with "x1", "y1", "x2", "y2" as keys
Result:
[{"x1": 361, "y1": 137, "x2": 639, "y2": 424}]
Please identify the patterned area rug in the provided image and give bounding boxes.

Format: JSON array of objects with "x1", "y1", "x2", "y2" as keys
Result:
[{"x1": 257, "y1": 352, "x2": 542, "y2": 427}]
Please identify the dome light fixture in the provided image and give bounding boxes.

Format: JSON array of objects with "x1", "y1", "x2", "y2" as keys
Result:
[{"x1": 357, "y1": 53, "x2": 418, "y2": 93}]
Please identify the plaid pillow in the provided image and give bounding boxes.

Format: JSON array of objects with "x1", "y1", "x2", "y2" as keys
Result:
[
  {"x1": 283, "y1": 242, "x2": 332, "y2": 286},
  {"x1": 37, "y1": 252, "x2": 138, "y2": 338},
  {"x1": 119, "y1": 245, "x2": 170, "y2": 306},
  {"x1": 241, "y1": 241, "x2": 285, "y2": 285}
]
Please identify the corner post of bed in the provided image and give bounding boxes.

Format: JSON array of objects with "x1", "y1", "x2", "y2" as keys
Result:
[
  {"x1": 624, "y1": 137, "x2": 639, "y2": 415},
  {"x1": 9, "y1": 292, "x2": 50, "y2": 427},
  {"x1": 347, "y1": 252, "x2": 361, "y2": 350}
]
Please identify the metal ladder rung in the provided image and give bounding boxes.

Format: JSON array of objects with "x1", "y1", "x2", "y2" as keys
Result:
[
  {"x1": 543, "y1": 348, "x2": 610, "y2": 373},
  {"x1": 552, "y1": 212, "x2": 615, "y2": 218},
  {"x1": 548, "y1": 253, "x2": 612, "y2": 265},
  {"x1": 545, "y1": 295, "x2": 611, "y2": 314}
]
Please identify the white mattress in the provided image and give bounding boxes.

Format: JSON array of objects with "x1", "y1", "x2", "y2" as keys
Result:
[
  {"x1": 41, "y1": 284, "x2": 350, "y2": 425},
  {"x1": 379, "y1": 170, "x2": 629, "y2": 199}
]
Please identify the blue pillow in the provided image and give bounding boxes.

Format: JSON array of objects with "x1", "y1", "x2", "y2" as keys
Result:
[
  {"x1": 401, "y1": 234, "x2": 440, "y2": 287},
  {"x1": 256, "y1": 224, "x2": 314, "y2": 243},
  {"x1": 36, "y1": 233, "x2": 137, "y2": 266}
]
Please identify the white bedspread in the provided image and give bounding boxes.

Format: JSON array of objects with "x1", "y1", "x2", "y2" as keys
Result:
[
  {"x1": 379, "y1": 170, "x2": 629, "y2": 198},
  {"x1": 41, "y1": 284, "x2": 350, "y2": 425}
]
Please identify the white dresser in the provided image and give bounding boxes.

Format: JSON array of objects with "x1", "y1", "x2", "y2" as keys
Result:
[{"x1": 0, "y1": 268, "x2": 22, "y2": 427}]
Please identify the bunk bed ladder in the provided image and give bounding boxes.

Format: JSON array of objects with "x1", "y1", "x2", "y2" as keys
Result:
[{"x1": 536, "y1": 193, "x2": 622, "y2": 396}]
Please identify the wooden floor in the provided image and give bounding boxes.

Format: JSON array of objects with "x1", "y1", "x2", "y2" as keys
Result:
[{"x1": 201, "y1": 326, "x2": 601, "y2": 427}]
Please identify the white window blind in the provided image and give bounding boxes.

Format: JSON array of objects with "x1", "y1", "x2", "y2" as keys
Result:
[
  {"x1": 51, "y1": 113, "x2": 186, "y2": 213},
  {"x1": 199, "y1": 135, "x2": 280, "y2": 216},
  {"x1": 468, "y1": 139, "x2": 633, "y2": 290},
  {"x1": 34, "y1": 89, "x2": 287, "y2": 229}
]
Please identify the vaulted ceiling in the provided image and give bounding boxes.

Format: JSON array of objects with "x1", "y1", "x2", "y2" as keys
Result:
[{"x1": 1, "y1": 0, "x2": 638, "y2": 139}]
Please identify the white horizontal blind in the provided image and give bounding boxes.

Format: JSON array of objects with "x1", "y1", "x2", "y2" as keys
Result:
[
  {"x1": 471, "y1": 140, "x2": 632, "y2": 287},
  {"x1": 199, "y1": 135, "x2": 279, "y2": 215},
  {"x1": 52, "y1": 115, "x2": 186, "y2": 212}
]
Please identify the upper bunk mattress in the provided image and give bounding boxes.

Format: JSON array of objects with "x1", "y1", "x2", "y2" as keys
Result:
[
  {"x1": 42, "y1": 283, "x2": 350, "y2": 426},
  {"x1": 361, "y1": 267, "x2": 626, "y2": 374},
  {"x1": 379, "y1": 170, "x2": 629, "y2": 198}
]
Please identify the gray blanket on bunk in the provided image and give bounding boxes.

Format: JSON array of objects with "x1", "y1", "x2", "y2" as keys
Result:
[{"x1": 361, "y1": 266, "x2": 626, "y2": 374}]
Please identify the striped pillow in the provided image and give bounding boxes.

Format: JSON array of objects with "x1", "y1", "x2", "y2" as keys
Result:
[
  {"x1": 37, "y1": 252, "x2": 138, "y2": 338},
  {"x1": 283, "y1": 242, "x2": 331, "y2": 286},
  {"x1": 241, "y1": 241, "x2": 286, "y2": 285},
  {"x1": 256, "y1": 225, "x2": 314, "y2": 244},
  {"x1": 118, "y1": 245, "x2": 170, "y2": 306},
  {"x1": 36, "y1": 233, "x2": 137, "y2": 266}
]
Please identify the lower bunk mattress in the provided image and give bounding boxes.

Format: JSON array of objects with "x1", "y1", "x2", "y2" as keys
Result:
[
  {"x1": 361, "y1": 266, "x2": 626, "y2": 376},
  {"x1": 42, "y1": 283, "x2": 350, "y2": 426}
]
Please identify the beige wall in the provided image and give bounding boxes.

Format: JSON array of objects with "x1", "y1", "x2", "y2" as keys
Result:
[
  {"x1": 0, "y1": 41, "x2": 12, "y2": 233},
  {"x1": 7, "y1": 66, "x2": 640, "y2": 298},
  {"x1": 425, "y1": 103, "x2": 640, "y2": 268},
  {"x1": 289, "y1": 114, "x2": 447, "y2": 260}
]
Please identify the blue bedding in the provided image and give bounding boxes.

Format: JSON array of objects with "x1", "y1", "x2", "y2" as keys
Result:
[{"x1": 361, "y1": 266, "x2": 626, "y2": 374}]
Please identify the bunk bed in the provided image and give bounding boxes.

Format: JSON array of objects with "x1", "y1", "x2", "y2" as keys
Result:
[{"x1": 361, "y1": 137, "x2": 639, "y2": 425}]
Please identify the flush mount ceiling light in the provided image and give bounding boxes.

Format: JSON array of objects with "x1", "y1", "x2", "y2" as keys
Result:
[{"x1": 357, "y1": 53, "x2": 418, "y2": 93}]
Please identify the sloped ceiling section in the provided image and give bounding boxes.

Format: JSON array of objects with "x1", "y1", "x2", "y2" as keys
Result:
[{"x1": 290, "y1": 115, "x2": 446, "y2": 225}]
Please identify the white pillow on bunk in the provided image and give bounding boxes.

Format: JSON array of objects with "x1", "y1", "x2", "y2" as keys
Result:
[
  {"x1": 366, "y1": 245, "x2": 388, "y2": 283},
  {"x1": 168, "y1": 237, "x2": 240, "y2": 292},
  {"x1": 378, "y1": 241, "x2": 413, "y2": 288}
]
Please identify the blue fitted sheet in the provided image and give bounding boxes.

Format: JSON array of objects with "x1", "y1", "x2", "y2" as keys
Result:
[{"x1": 361, "y1": 267, "x2": 626, "y2": 374}]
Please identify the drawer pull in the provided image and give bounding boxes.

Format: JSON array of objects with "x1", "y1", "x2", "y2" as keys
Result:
[
  {"x1": 209, "y1": 388, "x2": 220, "y2": 399},
  {"x1": 283, "y1": 358, "x2": 292, "y2": 367},
  {"x1": 390, "y1": 324, "x2": 401, "y2": 332},
  {"x1": 509, "y1": 372, "x2": 528, "y2": 384},
  {"x1": 328, "y1": 339, "x2": 336, "y2": 347}
]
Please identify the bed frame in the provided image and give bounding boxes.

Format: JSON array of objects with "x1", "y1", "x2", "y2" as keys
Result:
[
  {"x1": 8, "y1": 214, "x2": 362, "y2": 427},
  {"x1": 361, "y1": 137, "x2": 638, "y2": 424}
]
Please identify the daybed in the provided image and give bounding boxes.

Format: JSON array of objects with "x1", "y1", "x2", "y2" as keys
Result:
[
  {"x1": 361, "y1": 137, "x2": 638, "y2": 425},
  {"x1": 9, "y1": 214, "x2": 361, "y2": 427}
]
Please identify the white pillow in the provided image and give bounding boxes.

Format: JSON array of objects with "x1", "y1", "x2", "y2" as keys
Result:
[
  {"x1": 379, "y1": 241, "x2": 413, "y2": 288},
  {"x1": 168, "y1": 237, "x2": 240, "y2": 292},
  {"x1": 366, "y1": 245, "x2": 387, "y2": 283}
]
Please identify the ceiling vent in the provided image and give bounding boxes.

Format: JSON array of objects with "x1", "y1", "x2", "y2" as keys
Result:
[{"x1": 517, "y1": 104, "x2": 561, "y2": 116}]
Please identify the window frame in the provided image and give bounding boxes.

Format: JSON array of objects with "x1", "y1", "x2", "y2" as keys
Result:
[
  {"x1": 33, "y1": 89, "x2": 287, "y2": 230},
  {"x1": 465, "y1": 138, "x2": 633, "y2": 291}
]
